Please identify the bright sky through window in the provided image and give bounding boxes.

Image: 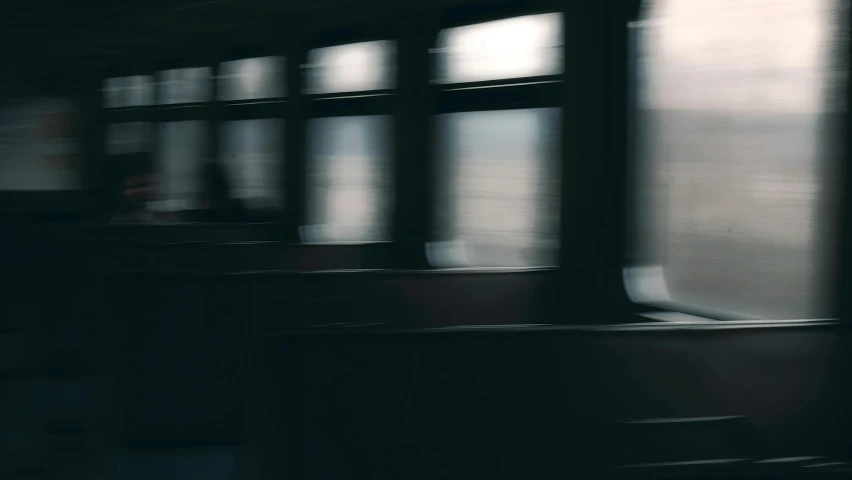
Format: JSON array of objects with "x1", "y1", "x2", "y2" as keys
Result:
[
  {"x1": 633, "y1": 0, "x2": 838, "y2": 319},
  {"x1": 307, "y1": 40, "x2": 394, "y2": 94},
  {"x1": 437, "y1": 13, "x2": 562, "y2": 83},
  {"x1": 640, "y1": 0, "x2": 832, "y2": 113},
  {"x1": 219, "y1": 57, "x2": 283, "y2": 100}
]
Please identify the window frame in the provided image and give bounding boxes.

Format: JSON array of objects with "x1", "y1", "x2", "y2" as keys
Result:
[
  {"x1": 300, "y1": 24, "x2": 398, "y2": 244},
  {"x1": 620, "y1": 0, "x2": 851, "y2": 323},
  {"x1": 215, "y1": 45, "x2": 289, "y2": 225},
  {"x1": 426, "y1": 6, "x2": 565, "y2": 271},
  {"x1": 86, "y1": 0, "x2": 852, "y2": 325}
]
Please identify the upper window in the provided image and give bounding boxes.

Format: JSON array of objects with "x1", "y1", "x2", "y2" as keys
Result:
[
  {"x1": 306, "y1": 40, "x2": 395, "y2": 94},
  {"x1": 103, "y1": 76, "x2": 154, "y2": 108},
  {"x1": 219, "y1": 57, "x2": 284, "y2": 101},
  {"x1": 630, "y1": 0, "x2": 841, "y2": 319},
  {"x1": 159, "y1": 68, "x2": 211, "y2": 104},
  {"x1": 435, "y1": 13, "x2": 562, "y2": 84}
]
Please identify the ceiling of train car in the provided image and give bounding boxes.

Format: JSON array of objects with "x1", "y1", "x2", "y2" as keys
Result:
[
  {"x1": 2, "y1": 0, "x2": 638, "y2": 84},
  {"x1": 0, "y1": 0, "x2": 405, "y2": 78},
  {"x1": 0, "y1": 0, "x2": 442, "y2": 58}
]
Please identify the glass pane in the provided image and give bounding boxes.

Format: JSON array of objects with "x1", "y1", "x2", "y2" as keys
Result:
[
  {"x1": 103, "y1": 78, "x2": 122, "y2": 108},
  {"x1": 159, "y1": 68, "x2": 210, "y2": 104},
  {"x1": 436, "y1": 13, "x2": 562, "y2": 84},
  {"x1": 307, "y1": 41, "x2": 394, "y2": 94},
  {"x1": 154, "y1": 121, "x2": 205, "y2": 211},
  {"x1": 632, "y1": 0, "x2": 840, "y2": 318},
  {"x1": 306, "y1": 116, "x2": 391, "y2": 242},
  {"x1": 103, "y1": 76, "x2": 153, "y2": 108},
  {"x1": 107, "y1": 122, "x2": 151, "y2": 155},
  {"x1": 0, "y1": 98, "x2": 81, "y2": 191},
  {"x1": 127, "y1": 76, "x2": 154, "y2": 106},
  {"x1": 220, "y1": 120, "x2": 284, "y2": 210},
  {"x1": 436, "y1": 108, "x2": 560, "y2": 267},
  {"x1": 219, "y1": 57, "x2": 284, "y2": 100}
]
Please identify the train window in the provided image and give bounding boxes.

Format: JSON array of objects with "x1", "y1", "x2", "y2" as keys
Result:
[
  {"x1": 435, "y1": 13, "x2": 562, "y2": 84},
  {"x1": 0, "y1": 98, "x2": 81, "y2": 191},
  {"x1": 306, "y1": 40, "x2": 394, "y2": 94},
  {"x1": 219, "y1": 57, "x2": 284, "y2": 101},
  {"x1": 159, "y1": 67, "x2": 211, "y2": 104},
  {"x1": 153, "y1": 121, "x2": 206, "y2": 212},
  {"x1": 305, "y1": 116, "x2": 391, "y2": 242},
  {"x1": 630, "y1": 0, "x2": 840, "y2": 318},
  {"x1": 220, "y1": 119, "x2": 284, "y2": 210},
  {"x1": 106, "y1": 122, "x2": 151, "y2": 155},
  {"x1": 434, "y1": 108, "x2": 560, "y2": 267},
  {"x1": 103, "y1": 76, "x2": 153, "y2": 108}
]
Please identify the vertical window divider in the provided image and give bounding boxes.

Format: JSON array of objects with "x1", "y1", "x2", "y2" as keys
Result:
[
  {"x1": 832, "y1": 1, "x2": 852, "y2": 322},
  {"x1": 83, "y1": 64, "x2": 107, "y2": 222},
  {"x1": 558, "y1": 2, "x2": 633, "y2": 322},
  {"x1": 206, "y1": 52, "x2": 223, "y2": 223},
  {"x1": 285, "y1": 29, "x2": 308, "y2": 241},
  {"x1": 275, "y1": 48, "x2": 291, "y2": 237},
  {"x1": 392, "y1": 7, "x2": 437, "y2": 268},
  {"x1": 605, "y1": 5, "x2": 634, "y2": 315}
]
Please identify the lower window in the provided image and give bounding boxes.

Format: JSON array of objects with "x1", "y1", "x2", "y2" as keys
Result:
[{"x1": 434, "y1": 108, "x2": 560, "y2": 268}]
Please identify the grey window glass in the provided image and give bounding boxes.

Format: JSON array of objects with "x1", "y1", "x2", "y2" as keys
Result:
[
  {"x1": 306, "y1": 116, "x2": 391, "y2": 242},
  {"x1": 103, "y1": 76, "x2": 153, "y2": 108},
  {"x1": 103, "y1": 78, "x2": 122, "y2": 108},
  {"x1": 159, "y1": 68, "x2": 210, "y2": 104},
  {"x1": 630, "y1": 0, "x2": 841, "y2": 319},
  {"x1": 219, "y1": 57, "x2": 284, "y2": 100},
  {"x1": 435, "y1": 13, "x2": 562, "y2": 84},
  {"x1": 154, "y1": 121, "x2": 205, "y2": 212},
  {"x1": 107, "y1": 122, "x2": 151, "y2": 155},
  {"x1": 220, "y1": 120, "x2": 283, "y2": 209},
  {"x1": 306, "y1": 41, "x2": 394, "y2": 94},
  {"x1": 435, "y1": 108, "x2": 560, "y2": 267}
]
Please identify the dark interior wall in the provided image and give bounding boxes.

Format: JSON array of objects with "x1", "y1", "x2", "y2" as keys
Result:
[
  {"x1": 277, "y1": 325, "x2": 848, "y2": 479},
  {"x1": 0, "y1": 237, "x2": 849, "y2": 479}
]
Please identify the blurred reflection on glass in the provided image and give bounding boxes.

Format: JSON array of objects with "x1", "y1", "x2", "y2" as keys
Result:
[
  {"x1": 159, "y1": 68, "x2": 210, "y2": 104},
  {"x1": 306, "y1": 41, "x2": 394, "y2": 94},
  {"x1": 219, "y1": 57, "x2": 284, "y2": 100},
  {"x1": 107, "y1": 122, "x2": 150, "y2": 155},
  {"x1": 103, "y1": 76, "x2": 153, "y2": 108},
  {"x1": 632, "y1": 0, "x2": 840, "y2": 318},
  {"x1": 154, "y1": 122, "x2": 205, "y2": 212},
  {"x1": 436, "y1": 13, "x2": 562, "y2": 84},
  {"x1": 435, "y1": 108, "x2": 559, "y2": 267},
  {"x1": 220, "y1": 120, "x2": 283, "y2": 210},
  {"x1": 306, "y1": 116, "x2": 391, "y2": 242}
]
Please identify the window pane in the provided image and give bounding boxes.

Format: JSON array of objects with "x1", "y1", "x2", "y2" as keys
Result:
[
  {"x1": 154, "y1": 122, "x2": 205, "y2": 212},
  {"x1": 159, "y1": 68, "x2": 210, "y2": 104},
  {"x1": 220, "y1": 120, "x2": 284, "y2": 210},
  {"x1": 307, "y1": 41, "x2": 394, "y2": 94},
  {"x1": 107, "y1": 122, "x2": 151, "y2": 155},
  {"x1": 219, "y1": 57, "x2": 284, "y2": 100},
  {"x1": 435, "y1": 108, "x2": 560, "y2": 267},
  {"x1": 103, "y1": 76, "x2": 153, "y2": 108},
  {"x1": 436, "y1": 13, "x2": 562, "y2": 84},
  {"x1": 0, "y1": 98, "x2": 81, "y2": 191},
  {"x1": 633, "y1": 0, "x2": 840, "y2": 318},
  {"x1": 306, "y1": 116, "x2": 391, "y2": 242}
]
